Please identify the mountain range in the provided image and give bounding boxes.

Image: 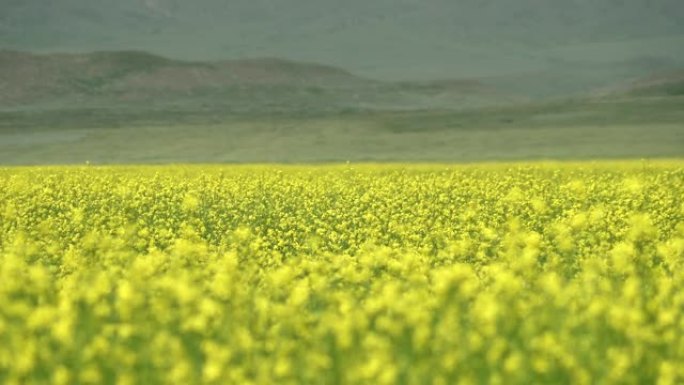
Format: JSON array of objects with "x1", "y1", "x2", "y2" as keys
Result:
[
  {"x1": 0, "y1": 50, "x2": 522, "y2": 112},
  {"x1": 2, "y1": 0, "x2": 683, "y2": 96}
]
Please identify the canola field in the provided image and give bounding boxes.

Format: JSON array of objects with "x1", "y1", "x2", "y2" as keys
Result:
[{"x1": 1, "y1": 161, "x2": 683, "y2": 385}]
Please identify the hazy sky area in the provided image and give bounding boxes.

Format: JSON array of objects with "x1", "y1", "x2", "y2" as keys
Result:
[{"x1": 2, "y1": 0, "x2": 684, "y2": 84}]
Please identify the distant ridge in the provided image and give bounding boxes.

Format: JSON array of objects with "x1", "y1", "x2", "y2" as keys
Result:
[
  {"x1": 0, "y1": 50, "x2": 520, "y2": 112},
  {"x1": 2, "y1": 0, "x2": 683, "y2": 93},
  {"x1": 594, "y1": 69, "x2": 684, "y2": 98},
  {"x1": 0, "y1": 50, "x2": 363, "y2": 103}
]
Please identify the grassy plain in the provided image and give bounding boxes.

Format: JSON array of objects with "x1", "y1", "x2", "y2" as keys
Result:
[{"x1": 1, "y1": 96, "x2": 682, "y2": 164}]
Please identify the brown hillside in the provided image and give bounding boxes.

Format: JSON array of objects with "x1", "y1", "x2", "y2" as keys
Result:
[
  {"x1": 0, "y1": 50, "x2": 366, "y2": 106},
  {"x1": 594, "y1": 69, "x2": 684, "y2": 98},
  {"x1": 0, "y1": 50, "x2": 521, "y2": 111}
]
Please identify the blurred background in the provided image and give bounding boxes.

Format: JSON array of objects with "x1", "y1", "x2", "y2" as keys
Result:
[{"x1": 1, "y1": 0, "x2": 683, "y2": 164}]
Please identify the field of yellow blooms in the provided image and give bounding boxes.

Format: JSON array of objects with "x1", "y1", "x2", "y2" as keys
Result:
[{"x1": 1, "y1": 161, "x2": 683, "y2": 385}]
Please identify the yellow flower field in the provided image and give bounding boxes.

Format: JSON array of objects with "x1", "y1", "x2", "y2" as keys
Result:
[{"x1": 0, "y1": 161, "x2": 683, "y2": 385}]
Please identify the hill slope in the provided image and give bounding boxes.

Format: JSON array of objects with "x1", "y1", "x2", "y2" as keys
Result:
[
  {"x1": 0, "y1": 50, "x2": 519, "y2": 111},
  {"x1": 2, "y1": 0, "x2": 683, "y2": 95},
  {"x1": 594, "y1": 70, "x2": 684, "y2": 97}
]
